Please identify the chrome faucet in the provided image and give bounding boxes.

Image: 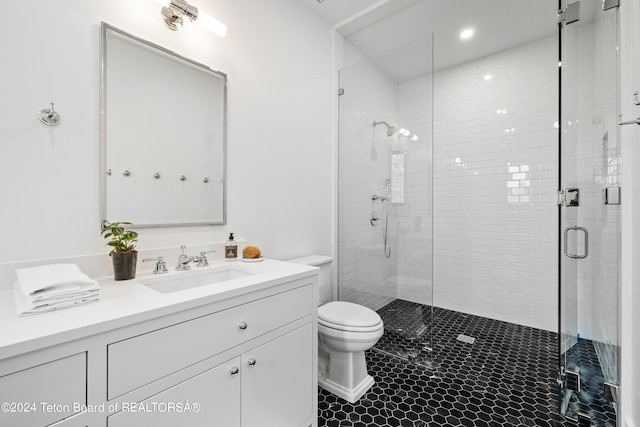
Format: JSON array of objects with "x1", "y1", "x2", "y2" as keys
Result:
[
  {"x1": 194, "y1": 250, "x2": 216, "y2": 267},
  {"x1": 176, "y1": 245, "x2": 194, "y2": 271},
  {"x1": 142, "y1": 256, "x2": 169, "y2": 274}
]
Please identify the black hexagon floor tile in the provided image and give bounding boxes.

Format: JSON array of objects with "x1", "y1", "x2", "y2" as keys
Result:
[{"x1": 318, "y1": 299, "x2": 616, "y2": 427}]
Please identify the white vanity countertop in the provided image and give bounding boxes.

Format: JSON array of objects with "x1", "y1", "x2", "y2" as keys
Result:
[{"x1": 0, "y1": 259, "x2": 318, "y2": 361}]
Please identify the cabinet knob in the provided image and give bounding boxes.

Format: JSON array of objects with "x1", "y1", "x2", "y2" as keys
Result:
[
  {"x1": 230, "y1": 367, "x2": 239, "y2": 376},
  {"x1": 239, "y1": 321, "x2": 248, "y2": 330},
  {"x1": 247, "y1": 358, "x2": 256, "y2": 367}
]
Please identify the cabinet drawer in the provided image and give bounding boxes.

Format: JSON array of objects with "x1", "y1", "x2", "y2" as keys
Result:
[
  {"x1": 0, "y1": 353, "x2": 86, "y2": 427},
  {"x1": 108, "y1": 284, "x2": 312, "y2": 399}
]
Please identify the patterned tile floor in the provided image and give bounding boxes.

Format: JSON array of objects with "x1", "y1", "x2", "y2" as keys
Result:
[{"x1": 318, "y1": 299, "x2": 616, "y2": 427}]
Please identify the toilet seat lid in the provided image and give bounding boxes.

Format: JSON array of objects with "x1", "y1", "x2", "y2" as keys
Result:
[{"x1": 318, "y1": 301, "x2": 382, "y2": 328}]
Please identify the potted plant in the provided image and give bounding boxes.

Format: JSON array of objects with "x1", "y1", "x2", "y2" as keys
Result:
[{"x1": 101, "y1": 221, "x2": 139, "y2": 281}]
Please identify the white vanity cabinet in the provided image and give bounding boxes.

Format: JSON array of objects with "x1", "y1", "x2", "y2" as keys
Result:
[
  {"x1": 108, "y1": 324, "x2": 313, "y2": 427},
  {"x1": 0, "y1": 263, "x2": 318, "y2": 427},
  {"x1": 107, "y1": 285, "x2": 315, "y2": 427}
]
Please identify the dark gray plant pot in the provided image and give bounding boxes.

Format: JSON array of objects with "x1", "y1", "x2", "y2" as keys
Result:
[{"x1": 112, "y1": 251, "x2": 138, "y2": 281}]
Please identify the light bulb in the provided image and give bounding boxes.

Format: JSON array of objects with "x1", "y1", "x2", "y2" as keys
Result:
[{"x1": 197, "y1": 10, "x2": 227, "y2": 37}]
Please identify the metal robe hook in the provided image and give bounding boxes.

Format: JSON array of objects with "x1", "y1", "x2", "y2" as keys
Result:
[{"x1": 39, "y1": 102, "x2": 61, "y2": 126}]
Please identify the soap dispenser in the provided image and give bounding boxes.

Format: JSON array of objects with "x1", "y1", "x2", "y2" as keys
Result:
[{"x1": 225, "y1": 233, "x2": 238, "y2": 261}]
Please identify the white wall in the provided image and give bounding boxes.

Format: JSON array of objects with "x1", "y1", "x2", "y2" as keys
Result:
[{"x1": 0, "y1": 0, "x2": 333, "y2": 286}]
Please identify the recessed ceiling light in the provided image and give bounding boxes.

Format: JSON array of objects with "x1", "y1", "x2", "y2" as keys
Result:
[{"x1": 460, "y1": 28, "x2": 474, "y2": 40}]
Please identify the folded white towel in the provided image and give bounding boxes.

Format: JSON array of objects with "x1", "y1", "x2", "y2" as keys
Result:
[
  {"x1": 15, "y1": 263, "x2": 99, "y2": 299},
  {"x1": 13, "y1": 264, "x2": 101, "y2": 316},
  {"x1": 13, "y1": 283, "x2": 101, "y2": 316}
]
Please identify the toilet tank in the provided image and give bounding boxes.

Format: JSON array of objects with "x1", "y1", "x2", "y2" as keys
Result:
[{"x1": 287, "y1": 255, "x2": 332, "y2": 305}]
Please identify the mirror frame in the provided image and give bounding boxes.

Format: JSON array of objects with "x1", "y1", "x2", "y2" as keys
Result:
[{"x1": 99, "y1": 22, "x2": 227, "y2": 228}]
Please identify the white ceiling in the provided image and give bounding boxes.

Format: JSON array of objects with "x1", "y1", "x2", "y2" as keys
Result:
[
  {"x1": 302, "y1": 0, "x2": 598, "y2": 82},
  {"x1": 299, "y1": 0, "x2": 381, "y2": 26}
]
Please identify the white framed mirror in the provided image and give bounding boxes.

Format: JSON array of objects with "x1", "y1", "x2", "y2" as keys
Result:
[{"x1": 100, "y1": 22, "x2": 226, "y2": 227}]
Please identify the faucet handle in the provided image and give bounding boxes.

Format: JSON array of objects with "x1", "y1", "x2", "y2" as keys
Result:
[
  {"x1": 195, "y1": 250, "x2": 216, "y2": 267},
  {"x1": 142, "y1": 256, "x2": 169, "y2": 274}
]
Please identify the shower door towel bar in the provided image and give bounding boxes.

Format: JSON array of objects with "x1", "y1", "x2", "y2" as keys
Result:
[{"x1": 564, "y1": 226, "x2": 589, "y2": 259}]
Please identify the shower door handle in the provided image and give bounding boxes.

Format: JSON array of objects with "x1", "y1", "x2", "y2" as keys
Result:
[{"x1": 563, "y1": 226, "x2": 589, "y2": 259}]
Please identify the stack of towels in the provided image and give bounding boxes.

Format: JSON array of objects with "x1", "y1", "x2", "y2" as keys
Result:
[{"x1": 13, "y1": 264, "x2": 101, "y2": 316}]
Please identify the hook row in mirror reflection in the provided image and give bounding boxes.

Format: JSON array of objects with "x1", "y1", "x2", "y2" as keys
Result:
[{"x1": 105, "y1": 169, "x2": 210, "y2": 182}]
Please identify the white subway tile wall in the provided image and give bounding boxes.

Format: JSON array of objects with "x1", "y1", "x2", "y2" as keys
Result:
[
  {"x1": 338, "y1": 41, "x2": 399, "y2": 311},
  {"x1": 395, "y1": 76, "x2": 434, "y2": 307},
  {"x1": 419, "y1": 35, "x2": 558, "y2": 331}
]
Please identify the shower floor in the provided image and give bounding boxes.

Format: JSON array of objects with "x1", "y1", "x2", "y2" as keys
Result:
[{"x1": 318, "y1": 299, "x2": 616, "y2": 427}]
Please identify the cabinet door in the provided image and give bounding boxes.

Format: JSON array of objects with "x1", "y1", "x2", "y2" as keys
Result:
[
  {"x1": 241, "y1": 324, "x2": 313, "y2": 427},
  {"x1": 0, "y1": 353, "x2": 86, "y2": 427},
  {"x1": 108, "y1": 357, "x2": 241, "y2": 427}
]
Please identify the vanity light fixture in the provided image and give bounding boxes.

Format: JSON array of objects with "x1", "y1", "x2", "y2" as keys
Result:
[{"x1": 152, "y1": 0, "x2": 227, "y2": 37}]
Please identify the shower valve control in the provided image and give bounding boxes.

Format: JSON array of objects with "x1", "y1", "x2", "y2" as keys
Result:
[{"x1": 370, "y1": 211, "x2": 380, "y2": 226}]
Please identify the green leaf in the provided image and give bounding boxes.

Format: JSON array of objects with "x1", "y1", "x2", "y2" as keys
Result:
[{"x1": 102, "y1": 220, "x2": 138, "y2": 254}]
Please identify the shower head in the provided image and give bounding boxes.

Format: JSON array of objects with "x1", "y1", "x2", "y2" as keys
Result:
[{"x1": 373, "y1": 120, "x2": 398, "y2": 137}]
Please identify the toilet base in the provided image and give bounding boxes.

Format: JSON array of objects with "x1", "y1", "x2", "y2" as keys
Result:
[
  {"x1": 319, "y1": 373, "x2": 375, "y2": 404},
  {"x1": 317, "y1": 330, "x2": 382, "y2": 404}
]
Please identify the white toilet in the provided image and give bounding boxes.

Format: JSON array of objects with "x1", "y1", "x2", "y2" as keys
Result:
[{"x1": 288, "y1": 255, "x2": 384, "y2": 403}]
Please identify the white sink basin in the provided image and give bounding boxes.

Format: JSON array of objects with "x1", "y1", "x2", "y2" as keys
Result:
[{"x1": 140, "y1": 265, "x2": 256, "y2": 294}]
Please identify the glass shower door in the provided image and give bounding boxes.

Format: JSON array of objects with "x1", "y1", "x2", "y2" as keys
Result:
[
  {"x1": 558, "y1": 1, "x2": 620, "y2": 425},
  {"x1": 336, "y1": 33, "x2": 435, "y2": 369}
]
